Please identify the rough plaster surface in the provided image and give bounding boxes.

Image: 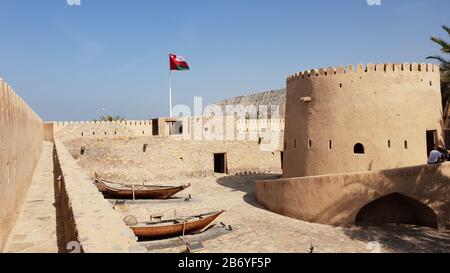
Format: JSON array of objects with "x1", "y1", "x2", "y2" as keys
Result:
[
  {"x1": 0, "y1": 78, "x2": 43, "y2": 252},
  {"x1": 62, "y1": 137, "x2": 282, "y2": 182},
  {"x1": 53, "y1": 120, "x2": 152, "y2": 140},
  {"x1": 283, "y1": 63, "x2": 444, "y2": 178},
  {"x1": 256, "y1": 162, "x2": 450, "y2": 229},
  {"x1": 216, "y1": 89, "x2": 286, "y2": 118},
  {"x1": 54, "y1": 140, "x2": 145, "y2": 253},
  {"x1": 4, "y1": 142, "x2": 59, "y2": 253},
  {"x1": 52, "y1": 117, "x2": 285, "y2": 145}
]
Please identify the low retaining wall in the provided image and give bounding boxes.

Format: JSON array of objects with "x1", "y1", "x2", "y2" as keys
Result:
[
  {"x1": 255, "y1": 163, "x2": 450, "y2": 230},
  {"x1": 54, "y1": 140, "x2": 145, "y2": 253}
]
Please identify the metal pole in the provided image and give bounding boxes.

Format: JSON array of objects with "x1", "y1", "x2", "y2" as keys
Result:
[{"x1": 169, "y1": 70, "x2": 173, "y2": 117}]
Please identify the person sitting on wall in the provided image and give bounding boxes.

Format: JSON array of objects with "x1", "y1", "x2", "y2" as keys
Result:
[
  {"x1": 443, "y1": 147, "x2": 450, "y2": 161},
  {"x1": 427, "y1": 145, "x2": 447, "y2": 164},
  {"x1": 438, "y1": 145, "x2": 450, "y2": 161}
]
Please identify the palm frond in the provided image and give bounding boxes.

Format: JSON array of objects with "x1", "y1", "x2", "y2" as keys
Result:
[
  {"x1": 426, "y1": 55, "x2": 450, "y2": 67},
  {"x1": 441, "y1": 72, "x2": 450, "y2": 83},
  {"x1": 429, "y1": 25, "x2": 450, "y2": 109},
  {"x1": 95, "y1": 115, "x2": 126, "y2": 122},
  {"x1": 431, "y1": 37, "x2": 450, "y2": 54},
  {"x1": 442, "y1": 25, "x2": 450, "y2": 36}
]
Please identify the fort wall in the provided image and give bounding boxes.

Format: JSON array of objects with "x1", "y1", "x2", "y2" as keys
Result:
[
  {"x1": 52, "y1": 117, "x2": 285, "y2": 146},
  {"x1": 52, "y1": 116, "x2": 284, "y2": 151},
  {"x1": 283, "y1": 63, "x2": 443, "y2": 178},
  {"x1": 0, "y1": 79, "x2": 43, "y2": 251},
  {"x1": 215, "y1": 89, "x2": 286, "y2": 118},
  {"x1": 53, "y1": 120, "x2": 153, "y2": 140},
  {"x1": 180, "y1": 116, "x2": 284, "y2": 145},
  {"x1": 256, "y1": 162, "x2": 450, "y2": 229},
  {"x1": 61, "y1": 137, "x2": 283, "y2": 182}
]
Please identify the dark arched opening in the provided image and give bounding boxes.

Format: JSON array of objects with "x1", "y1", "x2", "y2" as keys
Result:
[
  {"x1": 354, "y1": 143, "x2": 365, "y2": 154},
  {"x1": 355, "y1": 193, "x2": 437, "y2": 228}
]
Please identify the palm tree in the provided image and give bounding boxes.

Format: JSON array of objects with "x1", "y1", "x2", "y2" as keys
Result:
[
  {"x1": 94, "y1": 115, "x2": 125, "y2": 122},
  {"x1": 427, "y1": 25, "x2": 450, "y2": 110}
]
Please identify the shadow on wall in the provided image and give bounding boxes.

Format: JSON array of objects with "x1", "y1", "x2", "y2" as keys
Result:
[
  {"x1": 355, "y1": 193, "x2": 438, "y2": 229},
  {"x1": 305, "y1": 164, "x2": 450, "y2": 252},
  {"x1": 254, "y1": 162, "x2": 450, "y2": 253},
  {"x1": 216, "y1": 174, "x2": 281, "y2": 209},
  {"x1": 347, "y1": 188, "x2": 450, "y2": 253},
  {"x1": 292, "y1": 164, "x2": 450, "y2": 229}
]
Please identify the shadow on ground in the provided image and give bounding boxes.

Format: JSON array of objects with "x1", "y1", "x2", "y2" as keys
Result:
[
  {"x1": 344, "y1": 224, "x2": 450, "y2": 253},
  {"x1": 216, "y1": 174, "x2": 281, "y2": 208},
  {"x1": 217, "y1": 174, "x2": 450, "y2": 253}
]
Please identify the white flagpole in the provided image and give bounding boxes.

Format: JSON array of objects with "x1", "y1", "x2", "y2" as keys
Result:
[{"x1": 169, "y1": 70, "x2": 173, "y2": 117}]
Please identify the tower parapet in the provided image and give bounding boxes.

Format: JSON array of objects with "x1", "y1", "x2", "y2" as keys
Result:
[
  {"x1": 283, "y1": 62, "x2": 443, "y2": 178},
  {"x1": 287, "y1": 63, "x2": 440, "y2": 84}
]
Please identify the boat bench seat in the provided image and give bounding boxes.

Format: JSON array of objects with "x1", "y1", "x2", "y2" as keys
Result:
[{"x1": 149, "y1": 214, "x2": 163, "y2": 223}]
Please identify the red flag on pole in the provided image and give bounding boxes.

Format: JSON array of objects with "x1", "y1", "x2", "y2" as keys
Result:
[{"x1": 169, "y1": 54, "x2": 190, "y2": 71}]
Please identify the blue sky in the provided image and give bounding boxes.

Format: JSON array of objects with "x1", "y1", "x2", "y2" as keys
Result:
[{"x1": 0, "y1": 0, "x2": 449, "y2": 121}]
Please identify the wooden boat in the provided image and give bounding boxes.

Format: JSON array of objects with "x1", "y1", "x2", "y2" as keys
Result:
[
  {"x1": 129, "y1": 210, "x2": 225, "y2": 239},
  {"x1": 94, "y1": 178, "x2": 191, "y2": 199}
]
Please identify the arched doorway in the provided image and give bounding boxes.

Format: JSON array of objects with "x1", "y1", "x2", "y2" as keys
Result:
[
  {"x1": 355, "y1": 193, "x2": 437, "y2": 228},
  {"x1": 354, "y1": 143, "x2": 365, "y2": 154}
]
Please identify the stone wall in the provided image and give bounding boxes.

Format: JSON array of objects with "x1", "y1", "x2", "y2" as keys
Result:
[
  {"x1": 53, "y1": 120, "x2": 153, "y2": 140},
  {"x1": 0, "y1": 79, "x2": 43, "y2": 252},
  {"x1": 255, "y1": 162, "x2": 450, "y2": 230},
  {"x1": 43, "y1": 122, "x2": 54, "y2": 142},
  {"x1": 54, "y1": 140, "x2": 145, "y2": 253},
  {"x1": 216, "y1": 89, "x2": 286, "y2": 118},
  {"x1": 52, "y1": 117, "x2": 285, "y2": 146},
  {"x1": 179, "y1": 116, "x2": 284, "y2": 147},
  {"x1": 62, "y1": 137, "x2": 283, "y2": 183},
  {"x1": 355, "y1": 193, "x2": 438, "y2": 228}
]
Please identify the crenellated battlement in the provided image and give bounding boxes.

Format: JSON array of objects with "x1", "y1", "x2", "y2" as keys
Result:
[
  {"x1": 52, "y1": 120, "x2": 152, "y2": 127},
  {"x1": 0, "y1": 77, "x2": 44, "y2": 251},
  {"x1": 52, "y1": 117, "x2": 284, "y2": 128},
  {"x1": 51, "y1": 119, "x2": 154, "y2": 139},
  {"x1": 52, "y1": 116, "x2": 285, "y2": 145},
  {"x1": 287, "y1": 63, "x2": 440, "y2": 84},
  {"x1": 0, "y1": 78, "x2": 42, "y2": 122}
]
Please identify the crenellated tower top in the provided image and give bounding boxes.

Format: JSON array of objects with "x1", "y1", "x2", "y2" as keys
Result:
[{"x1": 287, "y1": 63, "x2": 440, "y2": 84}]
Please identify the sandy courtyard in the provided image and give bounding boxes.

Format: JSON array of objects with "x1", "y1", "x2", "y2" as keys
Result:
[{"x1": 105, "y1": 174, "x2": 450, "y2": 253}]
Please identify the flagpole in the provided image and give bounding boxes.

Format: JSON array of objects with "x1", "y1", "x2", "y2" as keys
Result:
[{"x1": 169, "y1": 70, "x2": 173, "y2": 117}]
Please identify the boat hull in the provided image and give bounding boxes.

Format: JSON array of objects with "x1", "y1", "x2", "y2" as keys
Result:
[
  {"x1": 131, "y1": 211, "x2": 224, "y2": 239},
  {"x1": 95, "y1": 180, "x2": 190, "y2": 199}
]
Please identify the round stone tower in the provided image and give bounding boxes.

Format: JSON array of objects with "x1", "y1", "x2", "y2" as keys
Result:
[{"x1": 283, "y1": 63, "x2": 444, "y2": 178}]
